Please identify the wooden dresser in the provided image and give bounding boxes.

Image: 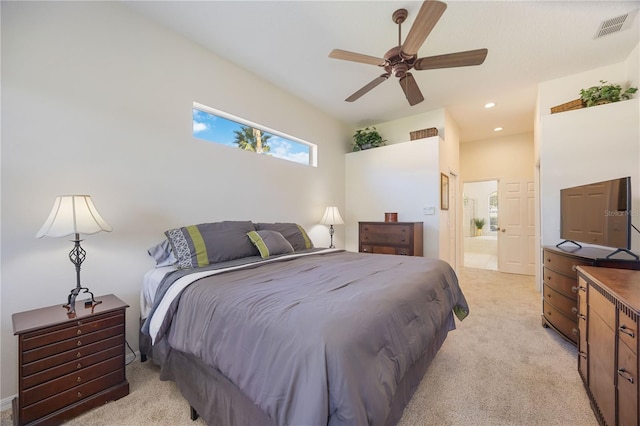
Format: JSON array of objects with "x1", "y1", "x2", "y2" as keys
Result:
[
  {"x1": 359, "y1": 222, "x2": 423, "y2": 256},
  {"x1": 541, "y1": 246, "x2": 640, "y2": 345},
  {"x1": 12, "y1": 294, "x2": 129, "y2": 425},
  {"x1": 576, "y1": 266, "x2": 639, "y2": 426}
]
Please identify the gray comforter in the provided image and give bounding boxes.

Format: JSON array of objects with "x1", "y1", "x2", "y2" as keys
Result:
[{"x1": 148, "y1": 250, "x2": 468, "y2": 426}]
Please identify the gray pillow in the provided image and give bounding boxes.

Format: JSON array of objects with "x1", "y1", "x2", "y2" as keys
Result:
[
  {"x1": 247, "y1": 230, "x2": 294, "y2": 258},
  {"x1": 254, "y1": 223, "x2": 313, "y2": 251},
  {"x1": 165, "y1": 221, "x2": 258, "y2": 269},
  {"x1": 147, "y1": 239, "x2": 176, "y2": 267}
]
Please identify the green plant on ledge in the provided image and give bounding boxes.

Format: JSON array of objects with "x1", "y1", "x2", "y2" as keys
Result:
[
  {"x1": 579, "y1": 80, "x2": 638, "y2": 107},
  {"x1": 352, "y1": 127, "x2": 386, "y2": 152}
]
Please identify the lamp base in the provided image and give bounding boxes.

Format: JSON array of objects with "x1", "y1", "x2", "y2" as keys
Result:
[{"x1": 63, "y1": 286, "x2": 101, "y2": 314}]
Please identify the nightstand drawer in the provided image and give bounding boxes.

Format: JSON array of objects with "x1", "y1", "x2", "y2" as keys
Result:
[
  {"x1": 358, "y1": 222, "x2": 423, "y2": 257},
  {"x1": 22, "y1": 344, "x2": 123, "y2": 389},
  {"x1": 22, "y1": 312, "x2": 124, "y2": 350},
  {"x1": 22, "y1": 355, "x2": 124, "y2": 406},
  {"x1": 20, "y1": 369, "x2": 125, "y2": 424},
  {"x1": 22, "y1": 334, "x2": 123, "y2": 377},
  {"x1": 23, "y1": 324, "x2": 123, "y2": 364},
  {"x1": 360, "y1": 229, "x2": 412, "y2": 246}
]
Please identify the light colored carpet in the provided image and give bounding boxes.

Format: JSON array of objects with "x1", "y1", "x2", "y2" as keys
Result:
[{"x1": 1, "y1": 268, "x2": 597, "y2": 425}]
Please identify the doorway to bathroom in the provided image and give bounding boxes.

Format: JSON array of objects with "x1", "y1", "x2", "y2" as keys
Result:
[{"x1": 463, "y1": 180, "x2": 498, "y2": 270}]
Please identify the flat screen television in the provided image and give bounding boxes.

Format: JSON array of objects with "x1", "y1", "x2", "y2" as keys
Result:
[{"x1": 559, "y1": 176, "x2": 632, "y2": 253}]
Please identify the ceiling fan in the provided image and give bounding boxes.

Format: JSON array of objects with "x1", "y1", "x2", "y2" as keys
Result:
[{"x1": 329, "y1": 0, "x2": 488, "y2": 106}]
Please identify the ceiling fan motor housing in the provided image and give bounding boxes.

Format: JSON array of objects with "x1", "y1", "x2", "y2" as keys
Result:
[{"x1": 383, "y1": 46, "x2": 416, "y2": 78}]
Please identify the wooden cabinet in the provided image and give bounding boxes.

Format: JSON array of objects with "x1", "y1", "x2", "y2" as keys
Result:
[
  {"x1": 541, "y1": 246, "x2": 640, "y2": 345},
  {"x1": 359, "y1": 222, "x2": 423, "y2": 256},
  {"x1": 12, "y1": 294, "x2": 129, "y2": 425},
  {"x1": 577, "y1": 267, "x2": 639, "y2": 426}
]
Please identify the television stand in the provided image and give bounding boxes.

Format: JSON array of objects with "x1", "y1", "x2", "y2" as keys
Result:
[
  {"x1": 541, "y1": 245, "x2": 640, "y2": 345},
  {"x1": 606, "y1": 247, "x2": 639, "y2": 260}
]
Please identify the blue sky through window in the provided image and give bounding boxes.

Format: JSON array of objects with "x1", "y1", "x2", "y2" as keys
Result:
[{"x1": 193, "y1": 108, "x2": 312, "y2": 166}]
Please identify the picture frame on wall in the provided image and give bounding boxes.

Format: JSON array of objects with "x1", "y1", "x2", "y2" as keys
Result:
[{"x1": 441, "y1": 173, "x2": 449, "y2": 210}]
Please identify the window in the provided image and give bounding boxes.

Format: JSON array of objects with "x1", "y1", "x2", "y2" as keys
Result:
[
  {"x1": 192, "y1": 103, "x2": 317, "y2": 167},
  {"x1": 489, "y1": 191, "x2": 498, "y2": 231}
]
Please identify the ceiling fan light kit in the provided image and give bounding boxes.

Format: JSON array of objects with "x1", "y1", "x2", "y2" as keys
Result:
[{"x1": 329, "y1": 0, "x2": 488, "y2": 106}]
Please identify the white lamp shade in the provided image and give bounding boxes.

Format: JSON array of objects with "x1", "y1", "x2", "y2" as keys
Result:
[
  {"x1": 36, "y1": 195, "x2": 112, "y2": 238},
  {"x1": 320, "y1": 206, "x2": 344, "y2": 225}
]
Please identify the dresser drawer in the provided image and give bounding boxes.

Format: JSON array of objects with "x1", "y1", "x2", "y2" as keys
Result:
[
  {"x1": 20, "y1": 369, "x2": 125, "y2": 424},
  {"x1": 543, "y1": 250, "x2": 592, "y2": 276},
  {"x1": 22, "y1": 344, "x2": 123, "y2": 389},
  {"x1": 589, "y1": 287, "x2": 615, "y2": 331},
  {"x1": 22, "y1": 312, "x2": 124, "y2": 351},
  {"x1": 22, "y1": 325, "x2": 123, "y2": 364},
  {"x1": 543, "y1": 300, "x2": 578, "y2": 341},
  {"x1": 360, "y1": 227, "x2": 413, "y2": 246},
  {"x1": 618, "y1": 340, "x2": 638, "y2": 426},
  {"x1": 543, "y1": 267, "x2": 578, "y2": 299},
  {"x1": 543, "y1": 286, "x2": 577, "y2": 319},
  {"x1": 619, "y1": 309, "x2": 638, "y2": 356},
  {"x1": 22, "y1": 355, "x2": 124, "y2": 406}
]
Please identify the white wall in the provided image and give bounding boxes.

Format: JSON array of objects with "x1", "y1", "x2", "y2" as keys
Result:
[
  {"x1": 345, "y1": 138, "x2": 441, "y2": 258},
  {"x1": 538, "y1": 49, "x2": 639, "y2": 254},
  {"x1": 460, "y1": 133, "x2": 535, "y2": 181},
  {"x1": 0, "y1": 1, "x2": 350, "y2": 402}
]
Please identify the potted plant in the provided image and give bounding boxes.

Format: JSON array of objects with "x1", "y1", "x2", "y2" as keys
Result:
[
  {"x1": 473, "y1": 217, "x2": 486, "y2": 236},
  {"x1": 579, "y1": 80, "x2": 638, "y2": 107},
  {"x1": 352, "y1": 127, "x2": 386, "y2": 151}
]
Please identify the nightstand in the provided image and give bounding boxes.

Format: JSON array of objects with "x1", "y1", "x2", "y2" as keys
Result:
[{"x1": 12, "y1": 294, "x2": 129, "y2": 425}]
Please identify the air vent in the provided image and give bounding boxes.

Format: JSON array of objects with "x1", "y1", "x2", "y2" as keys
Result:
[{"x1": 595, "y1": 10, "x2": 637, "y2": 39}]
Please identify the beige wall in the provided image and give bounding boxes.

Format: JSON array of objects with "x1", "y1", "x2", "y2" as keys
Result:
[
  {"x1": 460, "y1": 132, "x2": 535, "y2": 182},
  {"x1": 1, "y1": 1, "x2": 350, "y2": 403}
]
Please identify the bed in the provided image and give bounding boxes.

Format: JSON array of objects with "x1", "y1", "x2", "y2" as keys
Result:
[{"x1": 139, "y1": 221, "x2": 468, "y2": 426}]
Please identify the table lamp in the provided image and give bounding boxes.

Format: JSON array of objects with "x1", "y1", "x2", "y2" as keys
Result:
[
  {"x1": 36, "y1": 195, "x2": 112, "y2": 313},
  {"x1": 320, "y1": 206, "x2": 344, "y2": 248}
]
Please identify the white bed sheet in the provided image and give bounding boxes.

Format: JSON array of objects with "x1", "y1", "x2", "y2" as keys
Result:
[{"x1": 140, "y1": 266, "x2": 176, "y2": 319}]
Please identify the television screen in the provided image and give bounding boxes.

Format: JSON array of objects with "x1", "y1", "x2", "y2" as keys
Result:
[{"x1": 560, "y1": 177, "x2": 631, "y2": 249}]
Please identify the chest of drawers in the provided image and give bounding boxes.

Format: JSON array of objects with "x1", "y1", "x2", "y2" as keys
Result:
[
  {"x1": 577, "y1": 267, "x2": 639, "y2": 426},
  {"x1": 541, "y1": 246, "x2": 640, "y2": 345},
  {"x1": 359, "y1": 222, "x2": 423, "y2": 256},
  {"x1": 12, "y1": 294, "x2": 129, "y2": 425}
]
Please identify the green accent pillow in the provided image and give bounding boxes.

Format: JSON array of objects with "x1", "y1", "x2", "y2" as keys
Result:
[
  {"x1": 165, "y1": 221, "x2": 258, "y2": 269},
  {"x1": 254, "y1": 223, "x2": 314, "y2": 251},
  {"x1": 247, "y1": 230, "x2": 295, "y2": 259}
]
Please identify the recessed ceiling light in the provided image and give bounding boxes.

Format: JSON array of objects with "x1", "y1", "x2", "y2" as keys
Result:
[
  {"x1": 484, "y1": 102, "x2": 496, "y2": 109},
  {"x1": 494, "y1": 127, "x2": 503, "y2": 132}
]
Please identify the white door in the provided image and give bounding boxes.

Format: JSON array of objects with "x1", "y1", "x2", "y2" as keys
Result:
[{"x1": 498, "y1": 179, "x2": 535, "y2": 275}]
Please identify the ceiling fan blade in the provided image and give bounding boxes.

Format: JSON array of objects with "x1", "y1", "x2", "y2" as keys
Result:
[
  {"x1": 399, "y1": 73, "x2": 424, "y2": 106},
  {"x1": 415, "y1": 48, "x2": 488, "y2": 70},
  {"x1": 345, "y1": 74, "x2": 390, "y2": 102},
  {"x1": 401, "y1": 1, "x2": 447, "y2": 57},
  {"x1": 329, "y1": 49, "x2": 386, "y2": 66}
]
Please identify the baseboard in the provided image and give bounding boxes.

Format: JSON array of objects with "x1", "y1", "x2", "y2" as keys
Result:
[
  {"x1": 1, "y1": 395, "x2": 14, "y2": 412},
  {"x1": 0, "y1": 350, "x2": 140, "y2": 413}
]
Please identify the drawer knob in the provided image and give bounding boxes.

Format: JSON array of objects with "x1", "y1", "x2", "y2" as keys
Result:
[
  {"x1": 77, "y1": 329, "x2": 82, "y2": 335},
  {"x1": 571, "y1": 265, "x2": 577, "y2": 272},
  {"x1": 76, "y1": 340, "x2": 82, "y2": 346},
  {"x1": 620, "y1": 324, "x2": 636, "y2": 338},
  {"x1": 77, "y1": 392, "x2": 82, "y2": 398},
  {"x1": 77, "y1": 376, "x2": 82, "y2": 382},
  {"x1": 546, "y1": 276, "x2": 551, "y2": 280},
  {"x1": 577, "y1": 314, "x2": 586, "y2": 320},
  {"x1": 76, "y1": 352, "x2": 82, "y2": 358},
  {"x1": 618, "y1": 368, "x2": 635, "y2": 384},
  {"x1": 77, "y1": 363, "x2": 82, "y2": 369},
  {"x1": 572, "y1": 328, "x2": 579, "y2": 336},
  {"x1": 579, "y1": 351, "x2": 587, "y2": 359}
]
